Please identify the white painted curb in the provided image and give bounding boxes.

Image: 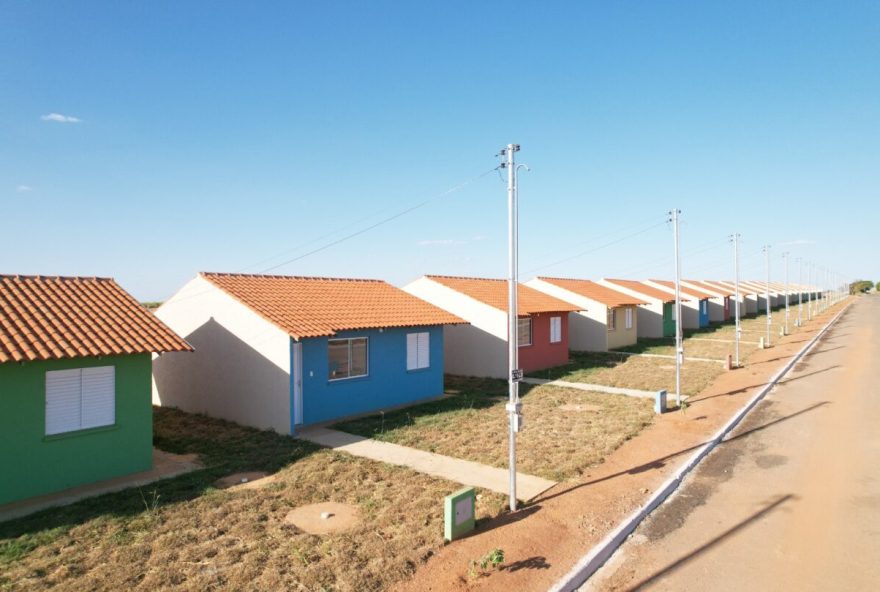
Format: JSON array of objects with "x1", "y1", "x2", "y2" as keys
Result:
[{"x1": 548, "y1": 301, "x2": 853, "y2": 592}]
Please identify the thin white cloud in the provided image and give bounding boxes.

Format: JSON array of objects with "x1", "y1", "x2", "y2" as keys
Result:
[
  {"x1": 417, "y1": 239, "x2": 467, "y2": 247},
  {"x1": 16, "y1": 185, "x2": 33, "y2": 192},
  {"x1": 776, "y1": 239, "x2": 815, "y2": 246},
  {"x1": 41, "y1": 113, "x2": 81, "y2": 123}
]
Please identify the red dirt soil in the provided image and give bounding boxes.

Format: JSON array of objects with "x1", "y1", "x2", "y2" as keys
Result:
[{"x1": 393, "y1": 300, "x2": 850, "y2": 592}]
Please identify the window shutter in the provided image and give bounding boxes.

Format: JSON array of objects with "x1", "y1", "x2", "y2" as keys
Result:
[
  {"x1": 417, "y1": 332, "x2": 430, "y2": 369},
  {"x1": 550, "y1": 316, "x2": 561, "y2": 343},
  {"x1": 46, "y1": 369, "x2": 82, "y2": 435},
  {"x1": 81, "y1": 366, "x2": 115, "y2": 430},
  {"x1": 406, "y1": 333, "x2": 418, "y2": 370}
]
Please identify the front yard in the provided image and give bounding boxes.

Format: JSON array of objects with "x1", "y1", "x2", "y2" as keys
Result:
[
  {"x1": 0, "y1": 408, "x2": 505, "y2": 592},
  {"x1": 334, "y1": 376, "x2": 655, "y2": 482}
]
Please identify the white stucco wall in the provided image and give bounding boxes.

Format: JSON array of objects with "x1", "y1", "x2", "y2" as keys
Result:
[
  {"x1": 681, "y1": 281, "x2": 726, "y2": 322},
  {"x1": 643, "y1": 280, "x2": 701, "y2": 329},
  {"x1": 403, "y1": 277, "x2": 508, "y2": 377},
  {"x1": 525, "y1": 279, "x2": 609, "y2": 351},
  {"x1": 151, "y1": 275, "x2": 292, "y2": 434}
]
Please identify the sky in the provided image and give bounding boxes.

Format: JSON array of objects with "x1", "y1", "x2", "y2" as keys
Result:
[{"x1": 2, "y1": 1, "x2": 878, "y2": 300}]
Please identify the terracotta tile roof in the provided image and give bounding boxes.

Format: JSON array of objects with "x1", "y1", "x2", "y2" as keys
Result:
[
  {"x1": 601, "y1": 279, "x2": 685, "y2": 303},
  {"x1": 0, "y1": 275, "x2": 192, "y2": 364},
  {"x1": 686, "y1": 280, "x2": 735, "y2": 297},
  {"x1": 535, "y1": 277, "x2": 647, "y2": 307},
  {"x1": 707, "y1": 280, "x2": 757, "y2": 295},
  {"x1": 425, "y1": 275, "x2": 581, "y2": 315},
  {"x1": 202, "y1": 272, "x2": 466, "y2": 340},
  {"x1": 649, "y1": 279, "x2": 713, "y2": 300}
]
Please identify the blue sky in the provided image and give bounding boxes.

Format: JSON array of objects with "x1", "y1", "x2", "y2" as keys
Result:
[{"x1": 2, "y1": 1, "x2": 877, "y2": 300}]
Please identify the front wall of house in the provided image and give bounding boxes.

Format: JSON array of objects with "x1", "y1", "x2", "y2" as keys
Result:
[
  {"x1": 607, "y1": 306, "x2": 639, "y2": 350},
  {"x1": 298, "y1": 326, "x2": 444, "y2": 426},
  {"x1": 0, "y1": 354, "x2": 153, "y2": 505},
  {"x1": 518, "y1": 313, "x2": 571, "y2": 373}
]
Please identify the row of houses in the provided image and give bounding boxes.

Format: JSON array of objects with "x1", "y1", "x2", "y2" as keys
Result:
[{"x1": 0, "y1": 272, "x2": 815, "y2": 507}]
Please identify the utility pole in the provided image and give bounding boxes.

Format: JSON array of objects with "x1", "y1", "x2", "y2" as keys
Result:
[
  {"x1": 671, "y1": 209, "x2": 683, "y2": 405},
  {"x1": 797, "y1": 257, "x2": 803, "y2": 327},
  {"x1": 500, "y1": 143, "x2": 524, "y2": 512},
  {"x1": 763, "y1": 245, "x2": 771, "y2": 347},
  {"x1": 731, "y1": 233, "x2": 742, "y2": 366},
  {"x1": 782, "y1": 252, "x2": 790, "y2": 335},
  {"x1": 808, "y1": 261, "x2": 814, "y2": 320}
]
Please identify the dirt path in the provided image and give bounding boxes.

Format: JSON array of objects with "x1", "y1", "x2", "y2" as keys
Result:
[
  {"x1": 585, "y1": 295, "x2": 879, "y2": 591},
  {"x1": 393, "y1": 299, "x2": 852, "y2": 592}
]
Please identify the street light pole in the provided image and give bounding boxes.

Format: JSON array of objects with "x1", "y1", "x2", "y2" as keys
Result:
[
  {"x1": 797, "y1": 257, "x2": 803, "y2": 327},
  {"x1": 783, "y1": 251, "x2": 790, "y2": 335},
  {"x1": 763, "y1": 245, "x2": 771, "y2": 347},
  {"x1": 671, "y1": 209, "x2": 683, "y2": 405},
  {"x1": 731, "y1": 233, "x2": 741, "y2": 367},
  {"x1": 501, "y1": 143, "x2": 524, "y2": 512}
]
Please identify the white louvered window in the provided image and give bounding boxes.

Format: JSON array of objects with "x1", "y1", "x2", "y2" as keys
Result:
[
  {"x1": 549, "y1": 316, "x2": 562, "y2": 343},
  {"x1": 46, "y1": 366, "x2": 116, "y2": 436},
  {"x1": 406, "y1": 332, "x2": 431, "y2": 370},
  {"x1": 625, "y1": 308, "x2": 634, "y2": 329}
]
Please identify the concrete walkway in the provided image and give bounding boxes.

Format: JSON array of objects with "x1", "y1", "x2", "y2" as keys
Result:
[
  {"x1": 688, "y1": 337, "x2": 761, "y2": 345},
  {"x1": 297, "y1": 427, "x2": 556, "y2": 500},
  {"x1": 0, "y1": 449, "x2": 202, "y2": 523},
  {"x1": 614, "y1": 350, "x2": 726, "y2": 364},
  {"x1": 522, "y1": 377, "x2": 659, "y2": 400}
]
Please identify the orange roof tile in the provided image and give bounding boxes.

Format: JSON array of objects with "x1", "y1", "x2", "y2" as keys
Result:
[
  {"x1": 535, "y1": 277, "x2": 647, "y2": 307},
  {"x1": 0, "y1": 275, "x2": 192, "y2": 364},
  {"x1": 649, "y1": 279, "x2": 713, "y2": 300},
  {"x1": 708, "y1": 280, "x2": 757, "y2": 295},
  {"x1": 601, "y1": 279, "x2": 685, "y2": 303},
  {"x1": 685, "y1": 280, "x2": 735, "y2": 297},
  {"x1": 425, "y1": 275, "x2": 581, "y2": 315},
  {"x1": 202, "y1": 272, "x2": 466, "y2": 340}
]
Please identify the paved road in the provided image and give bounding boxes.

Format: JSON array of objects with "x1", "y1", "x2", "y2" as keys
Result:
[{"x1": 585, "y1": 296, "x2": 880, "y2": 592}]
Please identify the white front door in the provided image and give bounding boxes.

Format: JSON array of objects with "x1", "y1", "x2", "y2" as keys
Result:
[{"x1": 293, "y1": 342, "x2": 303, "y2": 425}]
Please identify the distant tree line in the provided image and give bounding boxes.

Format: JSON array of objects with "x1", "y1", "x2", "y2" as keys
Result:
[{"x1": 850, "y1": 280, "x2": 874, "y2": 294}]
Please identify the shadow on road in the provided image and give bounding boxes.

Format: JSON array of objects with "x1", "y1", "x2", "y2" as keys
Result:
[{"x1": 624, "y1": 494, "x2": 797, "y2": 591}]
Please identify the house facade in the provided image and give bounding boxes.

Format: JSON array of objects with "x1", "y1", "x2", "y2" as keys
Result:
[
  {"x1": 682, "y1": 279, "x2": 732, "y2": 322},
  {"x1": 0, "y1": 275, "x2": 190, "y2": 506},
  {"x1": 525, "y1": 277, "x2": 644, "y2": 351},
  {"x1": 152, "y1": 273, "x2": 463, "y2": 433},
  {"x1": 403, "y1": 276, "x2": 580, "y2": 379},
  {"x1": 596, "y1": 279, "x2": 679, "y2": 338},
  {"x1": 646, "y1": 280, "x2": 711, "y2": 328}
]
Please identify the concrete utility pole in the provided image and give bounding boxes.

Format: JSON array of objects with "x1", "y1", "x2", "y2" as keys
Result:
[
  {"x1": 797, "y1": 257, "x2": 803, "y2": 327},
  {"x1": 731, "y1": 233, "x2": 742, "y2": 366},
  {"x1": 500, "y1": 143, "x2": 525, "y2": 512},
  {"x1": 671, "y1": 209, "x2": 683, "y2": 405},
  {"x1": 763, "y1": 245, "x2": 772, "y2": 347},
  {"x1": 783, "y1": 251, "x2": 790, "y2": 335},
  {"x1": 808, "y1": 261, "x2": 814, "y2": 320}
]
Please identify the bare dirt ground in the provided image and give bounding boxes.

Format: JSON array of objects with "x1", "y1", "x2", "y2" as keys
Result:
[
  {"x1": 392, "y1": 298, "x2": 851, "y2": 592},
  {"x1": 583, "y1": 295, "x2": 879, "y2": 591}
]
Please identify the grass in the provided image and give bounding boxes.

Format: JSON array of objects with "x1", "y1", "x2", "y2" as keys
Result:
[
  {"x1": 0, "y1": 408, "x2": 506, "y2": 592},
  {"x1": 527, "y1": 351, "x2": 724, "y2": 397},
  {"x1": 334, "y1": 376, "x2": 655, "y2": 482}
]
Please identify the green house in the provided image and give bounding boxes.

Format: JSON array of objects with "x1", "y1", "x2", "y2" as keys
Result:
[{"x1": 0, "y1": 275, "x2": 190, "y2": 506}]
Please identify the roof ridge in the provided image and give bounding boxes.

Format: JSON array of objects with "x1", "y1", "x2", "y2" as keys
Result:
[
  {"x1": 425, "y1": 274, "x2": 506, "y2": 282},
  {"x1": 199, "y1": 271, "x2": 386, "y2": 283},
  {"x1": 0, "y1": 274, "x2": 114, "y2": 282}
]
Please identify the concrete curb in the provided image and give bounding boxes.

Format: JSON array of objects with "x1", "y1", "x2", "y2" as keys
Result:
[{"x1": 548, "y1": 301, "x2": 852, "y2": 592}]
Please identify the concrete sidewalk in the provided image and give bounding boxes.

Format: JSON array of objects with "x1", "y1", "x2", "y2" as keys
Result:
[
  {"x1": 297, "y1": 427, "x2": 556, "y2": 500},
  {"x1": 522, "y1": 377, "x2": 660, "y2": 400},
  {"x1": 0, "y1": 449, "x2": 202, "y2": 523}
]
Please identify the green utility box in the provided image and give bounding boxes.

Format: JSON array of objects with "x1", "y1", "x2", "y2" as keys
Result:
[{"x1": 444, "y1": 486, "x2": 476, "y2": 541}]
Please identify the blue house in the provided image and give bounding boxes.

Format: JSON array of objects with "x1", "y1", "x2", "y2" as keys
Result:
[{"x1": 152, "y1": 272, "x2": 465, "y2": 434}]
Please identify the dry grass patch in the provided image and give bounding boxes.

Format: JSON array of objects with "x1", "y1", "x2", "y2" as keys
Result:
[
  {"x1": 334, "y1": 376, "x2": 655, "y2": 482},
  {"x1": 529, "y1": 352, "x2": 724, "y2": 397},
  {"x1": 0, "y1": 408, "x2": 505, "y2": 592},
  {"x1": 616, "y1": 336, "x2": 759, "y2": 361}
]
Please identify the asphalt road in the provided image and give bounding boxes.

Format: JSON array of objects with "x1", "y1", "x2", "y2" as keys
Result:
[{"x1": 585, "y1": 295, "x2": 880, "y2": 592}]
